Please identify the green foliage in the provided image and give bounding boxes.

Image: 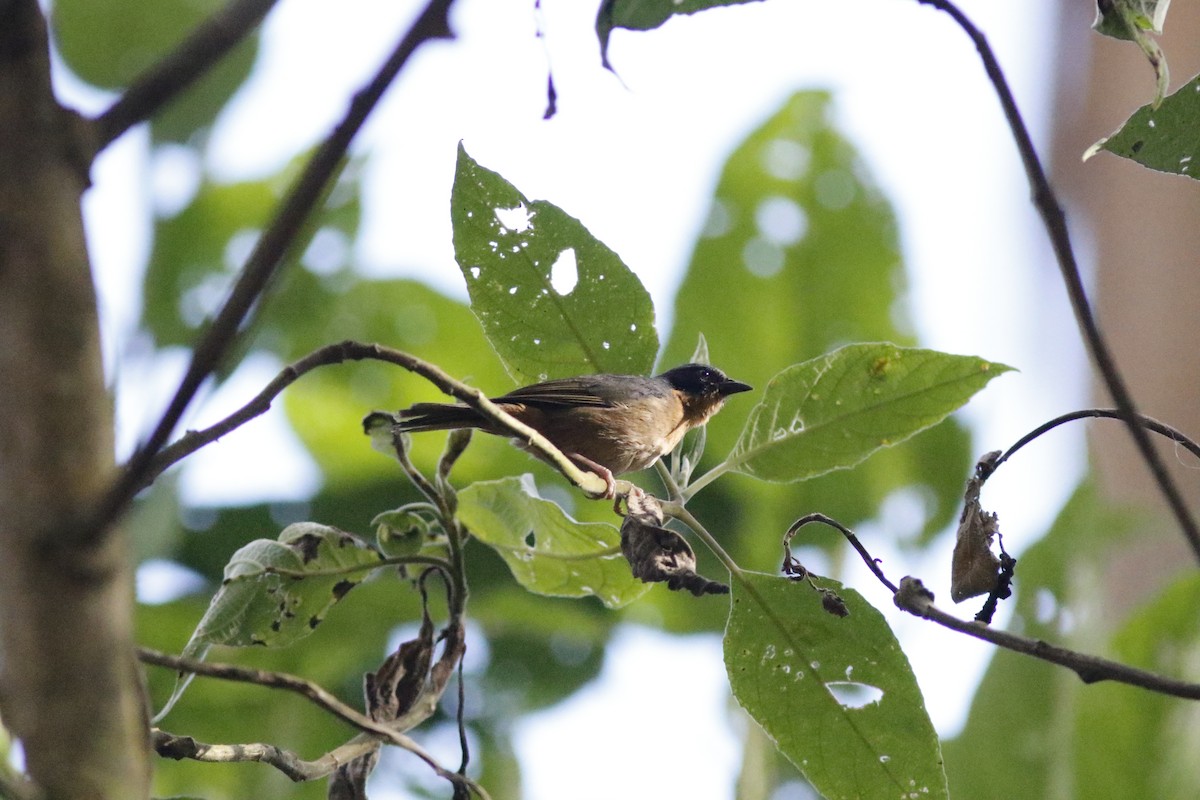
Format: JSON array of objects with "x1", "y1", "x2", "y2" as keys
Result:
[
  {"x1": 661, "y1": 91, "x2": 974, "y2": 550},
  {"x1": 1087, "y1": 70, "x2": 1200, "y2": 178},
  {"x1": 716, "y1": 344, "x2": 1010, "y2": 486},
  {"x1": 457, "y1": 475, "x2": 649, "y2": 608},
  {"x1": 194, "y1": 522, "x2": 384, "y2": 648},
  {"x1": 726, "y1": 572, "x2": 947, "y2": 800},
  {"x1": 156, "y1": 522, "x2": 385, "y2": 720},
  {"x1": 451, "y1": 144, "x2": 658, "y2": 383}
]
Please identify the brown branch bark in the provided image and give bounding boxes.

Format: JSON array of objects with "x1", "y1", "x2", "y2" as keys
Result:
[{"x1": 0, "y1": 2, "x2": 150, "y2": 798}]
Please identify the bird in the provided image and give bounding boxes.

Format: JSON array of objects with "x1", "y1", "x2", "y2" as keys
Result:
[{"x1": 392, "y1": 363, "x2": 753, "y2": 496}]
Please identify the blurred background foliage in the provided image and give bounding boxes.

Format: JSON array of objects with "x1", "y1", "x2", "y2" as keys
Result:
[{"x1": 45, "y1": 0, "x2": 1200, "y2": 798}]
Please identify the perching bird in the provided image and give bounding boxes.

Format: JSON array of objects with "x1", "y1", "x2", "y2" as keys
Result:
[{"x1": 393, "y1": 363, "x2": 752, "y2": 496}]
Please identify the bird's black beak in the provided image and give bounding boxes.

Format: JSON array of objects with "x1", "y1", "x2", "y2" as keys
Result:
[{"x1": 719, "y1": 379, "x2": 753, "y2": 396}]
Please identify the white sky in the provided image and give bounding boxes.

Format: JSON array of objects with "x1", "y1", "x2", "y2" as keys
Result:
[{"x1": 68, "y1": 0, "x2": 1091, "y2": 797}]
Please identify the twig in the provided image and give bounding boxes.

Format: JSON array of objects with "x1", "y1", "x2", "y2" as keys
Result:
[
  {"x1": 990, "y1": 408, "x2": 1200, "y2": 473},
  {"x1": 151, "y1": 728, "x2": 379, "y2": 782},
  {"x1": 150, "y1": 728, "x2": 485, "y2": 794},
  {"x1": 915, "y1": 0, "x2": 1200, "y2": 562},
  {"x1": 88, "y1": 0, "x2": 458, "y2": 545},
  {"x1": 137, "y1": 341, "x2": 607, "y2": 498},
  {"x1": 137, "y1": 646, "x2": 420, "y2": 741},
  {"x1": 93, "y1": 0, "x2": 278, "y2": 151},
  {"x1": 782, "y1": 513, "x2": 899, "y2": 594},
  {"x1": 893, "y1": 578, "x2": 1200, "y2": 700}
]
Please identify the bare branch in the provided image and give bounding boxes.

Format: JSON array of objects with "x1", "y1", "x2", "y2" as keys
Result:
[
  {"x1": 139, "y1": 341, "x2": 608, "y2": 498},
  {"x1": 894, "y1": 577, "x2": 1200, "y2": 700},
  {"x1": 991, "y1": 408, "x2": 1200, "y2": 473},
  {"x1": 93, "y1": 0, "x2": 278, "y2": 151},
  {"x1": 88, "y1": 0, "x2": 458, "y2": 544},
  {"x1": 150, "y1": 728, "x2": 485, "y2": 795},
  {"x1": 152, "y1": 728, "x2": 378, "y2": 782},
  {"x1": 138, "y1": 647, "x2": 416, "y2": 741},
  {"x1": 915, "y1": 0, "x2": 1200, "y2": 562}
]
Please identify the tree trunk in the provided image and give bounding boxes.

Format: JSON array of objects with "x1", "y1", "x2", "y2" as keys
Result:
[{"x1": 0, "y1": 2, "x2": 150, "y2": 797}]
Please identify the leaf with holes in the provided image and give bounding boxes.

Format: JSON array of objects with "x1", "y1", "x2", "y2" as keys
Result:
[
  {"x1": 721, "y1": 344, "x2": 1011, "y2": 483},
  {"x1": 154, "y1": 522, "x2": 384, "y2": 720},
  {"x1": 1086, "y1": 70, "x2": 1200, "y2": 178},
  {"x1": 457, "y1": 475, "x2": 649, "y2": 608},
  {"x1": 451, "y1": 144, "x2": 658, "y2": 383},
  {"x1": 726, "y1": 571, "x2": 947, "y2": 800}
]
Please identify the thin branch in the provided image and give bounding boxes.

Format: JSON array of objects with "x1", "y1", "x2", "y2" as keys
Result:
[
  {"x1": 137, "y1": 341, "x2": 608, "y2": 498},
  {"x1": 151, "y1": 728, "x2": 378, "y2": 782},
  {"x1": 783, "y1": 513, "x2": 898, "y2": 594},
  {"x1": 88, "y1": 0, "x2": 458, "y2": 544},
  {"x1": 150, "y1": 727, "x2": 486, "y2": 795},
  {"x1": 990, "y1": 408, "x2": 1200, "y2": 473},
  {"x1": 93, "y1": 0, "x2": 278, "y2": 151},
  {"x1": 916, "y1": 0, "x2": 1200, "y2": 561},
  {"x1": 893, "y1": 578, "x2": 1200, "y2": 700},
  {"x1": 137, "y1": 647, "x2": 418, "y2": 741}
]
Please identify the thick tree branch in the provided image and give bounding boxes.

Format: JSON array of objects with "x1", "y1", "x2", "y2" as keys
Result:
[
  {"x1": 89, "y1": 0, "x2": 458, "y2": 542},
  {"x1": 93, "y1": 0, "x2": 279, "y2": 151},
  {"x1": 915, "y1": 0, "x2": 1200, "y2": 561}
]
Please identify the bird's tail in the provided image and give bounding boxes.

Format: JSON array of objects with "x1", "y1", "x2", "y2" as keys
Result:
[{"x1": 395, "y1": 403, "x2": 487, "y2": 433}]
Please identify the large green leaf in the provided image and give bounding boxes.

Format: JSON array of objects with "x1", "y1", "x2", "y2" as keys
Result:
[
  {"x1": 456, "y1": 476, "x2": 649, "y2": 608},
  {"x1": 1086, "y1": 70, "x2": 1200, "y2": 178},
  {"x1": 717, "y1": 343, "x2": 1010, "y2": 485},
  {"x1": 726, "y1": 572, "x2": 946, "y2": 800},
  {"x1": 451, "y1": 144, "x2": 658, "y2": 383}
]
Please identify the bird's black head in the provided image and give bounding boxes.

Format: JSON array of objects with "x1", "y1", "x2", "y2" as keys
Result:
[{"x1": 658, "y1": 363, "x2": 753, "y2": 398}]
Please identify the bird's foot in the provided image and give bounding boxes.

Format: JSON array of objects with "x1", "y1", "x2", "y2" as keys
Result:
[{"x1": 567, "y1": 452, "x2": 616, "y2": 500}]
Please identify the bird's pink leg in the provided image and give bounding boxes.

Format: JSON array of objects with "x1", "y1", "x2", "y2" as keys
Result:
[{"x1": 566, "y1": 452, "x2": 616, "y2": 499}]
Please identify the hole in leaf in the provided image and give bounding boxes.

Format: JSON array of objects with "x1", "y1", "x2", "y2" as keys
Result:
[
  {"x1": 494, "y1": 204, "x2": 532, "y2": 233},
  {"x1": 824, "y1": 680, "x2": 884, "y2": 709},
  {"x1": 550, "y1": 248, "x2": 578, "y2": 295},
  {"x1": 525, "y1": 531, "x2": 536, "y2": 548}
]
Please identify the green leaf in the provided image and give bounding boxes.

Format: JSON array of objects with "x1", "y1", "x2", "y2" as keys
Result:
[
  {"x1": 1085, "y1": 70, "x2": 1200, "y2": 177},
  {"x1": 456, "y1": 476, "x2": 649, "y2": 608},
  {"x1": 596, "y1": 0, "x2": 766, "y2": 69},
  {"x1": 721, "y1": 344, "x2": 1010, "y2": 484},
  {"x1": 726, "y1": 572, "x2": 946, "y2": 800},
  {"x1": 153, "y1": 522, "x2": 384, "y2": 720},
  {"x1": 194, "y1": 522, "x2": 384, "y2": 648},
  {"x1": 451, "y1": 144, "x2": 658, "y2": 383}
]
